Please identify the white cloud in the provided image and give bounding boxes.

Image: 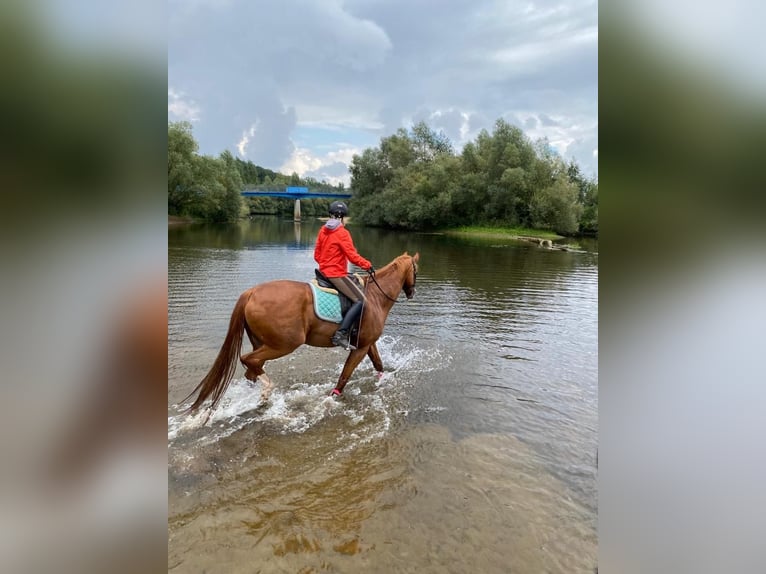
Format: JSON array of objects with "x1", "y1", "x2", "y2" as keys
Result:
[
  {"x1": 280, "y1": 144, "x2": 360, "y2": 186},
  {"x1": 169, "y1": 0, "x2": 597, "y2": 174},
  {"x1": 280, "y1": 147, "x2": 323, "y2": 175},
  {"x1": 325, "y1": 148, "x2": 359, "y2": 166},
  {"x1": 513, "y1": 111, "x2": 597, "y2": 171},
  {"x1": 236, "y1": 121, "x2": 260, "y2": 157},
  {"x1": 459, "y1": 112, "x2": 471, "y2": 142},
  {"x1": 168, "y1": 88, "x2": 200, "y2": 122}
]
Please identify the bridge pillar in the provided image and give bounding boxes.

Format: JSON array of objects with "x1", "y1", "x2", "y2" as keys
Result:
[{"x1": 293, "y1": 199, "x2": 301, "y2": 222}]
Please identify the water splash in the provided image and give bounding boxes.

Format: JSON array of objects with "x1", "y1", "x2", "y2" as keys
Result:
[
  {"x1": 168, "y1": 378, "x2": 336, "y2": 444},
  {"x1": 168, "y1": 335, "x2": 450, "y2": 448}
]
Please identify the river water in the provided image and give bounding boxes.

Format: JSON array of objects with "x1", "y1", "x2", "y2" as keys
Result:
[{"x1": 168, "y1": 217, "x2": 598, "y2": 573}]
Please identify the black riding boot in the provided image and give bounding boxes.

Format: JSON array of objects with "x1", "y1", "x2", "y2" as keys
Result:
[{"x1": 332, "y1": 301, "x2": 363, "y2": 350}]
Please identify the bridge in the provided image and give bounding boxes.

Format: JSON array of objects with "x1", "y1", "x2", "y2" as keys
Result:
[{"x1": 241, "y1": 186, "x2": 352, "y2": 221}]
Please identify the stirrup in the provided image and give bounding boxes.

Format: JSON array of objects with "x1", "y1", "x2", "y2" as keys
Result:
[{"x1": 332, "y1": 332, "x2": 356, "y2": 350}]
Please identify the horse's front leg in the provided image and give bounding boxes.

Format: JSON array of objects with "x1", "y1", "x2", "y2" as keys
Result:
[
  {"x1": 332, "y1": 346, "x2": 370, "y2": 396},
  {"x1": 367, "y1": 343, "x2": 384, "y2": 379}
]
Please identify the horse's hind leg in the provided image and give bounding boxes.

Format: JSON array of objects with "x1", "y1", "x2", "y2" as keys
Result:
[
  {"x1": 258, "y1": 374, "x2": 274, "y2": 402},
  {"x1": 240, "y1": 346, "x2": 293, "y2": 402}
]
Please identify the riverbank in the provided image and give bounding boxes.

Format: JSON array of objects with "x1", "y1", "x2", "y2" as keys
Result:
[
  {"x1": 168, "y1": 215, "x2": 196, "y2": 225},
  {"x1": 441, "y1": 226, "x2": 591, "y2": 252},
  {"x1": 444, "y1": 226, "x2": 563, "y2": 240}
]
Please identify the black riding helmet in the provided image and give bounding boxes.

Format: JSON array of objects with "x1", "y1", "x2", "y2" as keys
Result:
[{"x1": 328, "y1": 201, "x2": 348, "y2": 218}]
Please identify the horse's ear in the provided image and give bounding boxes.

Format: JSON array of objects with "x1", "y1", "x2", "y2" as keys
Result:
[
  {"x1": 403, "y1": 250, "x2": 409, "y2": 256},
  {"x1": 412, "y1": 252, "x2": 419, "y2": 263}
]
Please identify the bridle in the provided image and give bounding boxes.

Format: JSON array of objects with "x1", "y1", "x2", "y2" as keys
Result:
[{"x1": 367, "y1": 257, "x2": 417, "y2": 302}]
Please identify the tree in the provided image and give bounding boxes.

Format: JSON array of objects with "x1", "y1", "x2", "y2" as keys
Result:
[
  {"x1": 379, "y1": 129, "x2": 415, "y2": 170},
  {"x1": 170, "y1": 117, "x2": 597, "y2": 235},
  {"x1": 186, "y1": 155, "x2": 224, "y2": 219},
  {"x1": 214, "y1": 150, "x2": 245, "y2": 221},
  {"x1": 529, "y1": 177, "x2": 583, "y2": 234},
  {"x1": 579, "y1": 180, "x2": 598, "y2": 235},
  {"x1": 168, "y1": 121, "x2": 198, "y2": 215},
  {"x1": 410, "y1": 121, "x2": 453, "y2": 162},
  {"x1": 349, "y1": 147, "x2": 391, "y2": 199}
]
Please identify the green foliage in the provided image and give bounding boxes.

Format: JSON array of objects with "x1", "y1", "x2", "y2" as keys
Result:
[
  {"x1": 168, "y1": 122, "x2": 352, "y2": 221},
  {"x1": 167, "y1": 122, "x2": 244, "y2": 222},
  {"x1": 168, "y1": 117, "x2": 598, "y2": 236},
  {"x1": 566, "y1": 160, "x2": 598, "y2": 235},
  {"x1": 168, "y1": 121, "x2": 198, "y2": 216},
  {"x1": 216, "y1": 150, "x2": 246, "y2": 221},
  {"x1": 410, "y1": 121, "x2": 454, "y2": 162},
  {"x1": 350, "y1": 118, "x2": 597, "y2": 236},
  {"x1": 529, "y1": 177, "x2": 583, "y2": 235},
  {"x1": 579, "y1": 182, "x2": 598, "y2": 235}
]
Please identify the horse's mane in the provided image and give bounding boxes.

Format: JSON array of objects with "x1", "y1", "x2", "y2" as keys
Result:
[{"x1": 377, "y1": 252, "x2": 411, "y2": 275}]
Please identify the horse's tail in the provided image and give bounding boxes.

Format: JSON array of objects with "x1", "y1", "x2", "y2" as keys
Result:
[{"x1": 182, "y1": 290, "x2": 250, "y2": 413}]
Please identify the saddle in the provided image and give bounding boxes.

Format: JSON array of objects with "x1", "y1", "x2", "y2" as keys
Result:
[{"x1": 310, "y1": 269, "x2": 365, "y2": 323}]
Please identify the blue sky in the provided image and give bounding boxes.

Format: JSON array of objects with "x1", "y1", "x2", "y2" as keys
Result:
[{"x1": 168, "y1": 0, "x2": 598, "y2": 186}]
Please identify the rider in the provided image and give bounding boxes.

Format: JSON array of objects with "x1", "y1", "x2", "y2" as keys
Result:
[{"x1": 314, "y1": 201, "x2": 374, "y2": 350}]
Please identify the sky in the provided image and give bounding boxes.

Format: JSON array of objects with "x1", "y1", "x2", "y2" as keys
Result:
[{"x1": 168, "y1": 0, "x2": 598, "y2": 186}]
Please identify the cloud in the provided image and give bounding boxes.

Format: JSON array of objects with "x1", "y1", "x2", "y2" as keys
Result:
[
  {"x1": 305, "y1": 161, "x2": 350, "y2": 182},
  {"x1": 167, "y1": 88, "x2": 200, "y2": 122},
  {"x1": 280, "y1": 145, "x2": 361, "y2": 186},
  {"x1": 538, "y1": 113, "x2": 560, "y2": 127},
  {"x1": 565, "y1": 135, "x2": 600, "y2": 178},
  {"x1": 408, "y1": 108, "x2": 469, "y2": 148},
  {"x1": 169, "y1": 0, "x2": 597, "y2": 175},
  {"x1": 169, "y1": 0, "x2": 394, "y2": 169},
  {"x1": 236, "y1": 120, "x2": 258, "y2": 157},
  {"x1": 232, "y1": 102, "x2": 297, "y2": 167},
  {"x1": 280, "y1": 147, "x2": 323, "y2": 176}
]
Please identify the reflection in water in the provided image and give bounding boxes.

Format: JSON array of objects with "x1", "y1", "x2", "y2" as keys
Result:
[
  {"x1": 169, "y1": 217, "x2": 322, "y2": 251},
  {"x1": 168, "y1": 217, "x2": 598, "y2": 573},
  {"x1": 294, "y1": 221, "x2": 302, "y2": 245}
]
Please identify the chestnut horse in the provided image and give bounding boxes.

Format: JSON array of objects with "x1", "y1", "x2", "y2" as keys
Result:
[{"x1": 184, "y1": 252, "x2": 419, "y2": 414}]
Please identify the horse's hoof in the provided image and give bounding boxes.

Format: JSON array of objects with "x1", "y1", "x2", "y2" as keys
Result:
[
  {"x1": 330, "y1": 388, "x2": 342, "y2": 397},
  {"x1": 376, "y1": 371, "x2": 384, "y2": 380}
]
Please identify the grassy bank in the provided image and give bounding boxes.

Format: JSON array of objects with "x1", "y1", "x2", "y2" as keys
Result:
[{"x1": 444, "y1": 226, "x2": 564, "y2": 241}]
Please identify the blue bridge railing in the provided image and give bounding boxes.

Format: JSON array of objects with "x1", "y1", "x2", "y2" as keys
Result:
[
  {"x1": 241, "y1": 186, "x2": 351, "y2": 200},
  {"x1": 241, "y1": 187, "x2": 352, "y2": 221}
]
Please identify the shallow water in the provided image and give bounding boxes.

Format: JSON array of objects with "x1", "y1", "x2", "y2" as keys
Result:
[{"x1": 168, "y1": 218, "x2": 598, "y2": 573}]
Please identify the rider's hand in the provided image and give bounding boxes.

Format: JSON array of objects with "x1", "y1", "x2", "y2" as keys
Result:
[{"x1": 368, "y1": 265, "x2": 375, "y2": 275}]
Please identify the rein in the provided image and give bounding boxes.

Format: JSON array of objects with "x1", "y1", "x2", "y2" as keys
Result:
[
  {"x1": 367, "y1": 258, "x2": 417, "y2": 303},
  {"x1": 368, "y1": 272, "x2": 399, "y2": 302}
]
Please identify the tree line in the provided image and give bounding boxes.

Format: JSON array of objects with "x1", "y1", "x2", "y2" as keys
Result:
[
  {"x1": 350, "y1": 119, "x2": 597, "y2": 235},
  {"x1": 168, "y1": 119, "x2": 597, "y2": 235},
  {"x1": 168, "y1": 121, "x2": 345, "y2": 221},
  {"x1": 168, "y1": 122, "x2": 244, "y2": 221}
]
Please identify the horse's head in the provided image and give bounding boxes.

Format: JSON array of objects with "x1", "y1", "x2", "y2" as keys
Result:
[{"x1": 403, "y1": 252, "x2": 419, "y2": 300}]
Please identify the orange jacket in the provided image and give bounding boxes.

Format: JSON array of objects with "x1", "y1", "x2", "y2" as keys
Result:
[{"x1": 314, "y1": 223, "x2": 371, "y2": 277}]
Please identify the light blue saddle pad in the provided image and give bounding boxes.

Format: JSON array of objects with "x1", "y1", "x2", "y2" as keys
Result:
[{"x1": 309, "y1": 282, "x2": 342, "y2": 323}]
